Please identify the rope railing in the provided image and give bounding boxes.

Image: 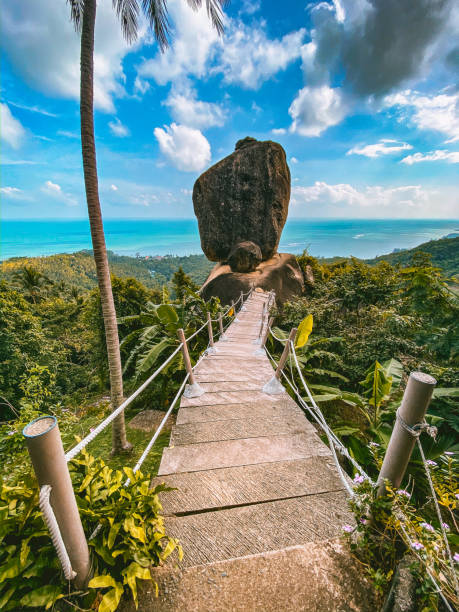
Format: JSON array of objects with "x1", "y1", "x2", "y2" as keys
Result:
[{"x1": 264, "y1": 308, "x2": 457, "y2": 610}]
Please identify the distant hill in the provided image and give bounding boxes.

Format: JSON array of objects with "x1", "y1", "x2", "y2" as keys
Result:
[
  {"x1": 365, "y1": 236, "x2": 459, "y2": 277},
  {"x1": 0, "y1": 250, "x2": 214, "y2": 291}
]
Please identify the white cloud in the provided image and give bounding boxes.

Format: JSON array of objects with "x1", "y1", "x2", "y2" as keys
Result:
[
  {"x1": 217, "y1": 25, "x2": 305, "y2": 89},
  {"x1": 110, "y1": 184, "x2": 118, "y2": 191},
  {"x1": 272, "y1": 128, "x2": 286, "y2": 135},
  {"x1": 1, "y1": 0, "x2": 140, "y2": 112},
  {"x1": 58, "y1": 130, "x2": 79, "y2": 139},
  {"x1": 291, "y1": 181, "x2": 457, "y2": 218},
  {"x1": 1, "y1": 103, "x2": 26, "y2": 148},
  {"x1": 239, "y1": 0, "x2": 261, "y2": 15},
  {"x1": 154, "y1": 123, "x2": 211, "y2": 172},
  {"x1": 109, "y1": 118, "x2": 130, "y2": 137},
  {"x1": 41, "y1": 180, "x2": 77, "y2": 206},
  {"x1": 2, "y1": 159, "x2": 42, "y2": 165},
  {"x1": 138, "y1": 0, "x2": 220, "y2": 85},
  {"x1": 134, "y1": 77, "x2": 150, "y2": 95},
  {"x1": 401, "y1": 150, "x2": 459, "y2": 165},
  {"x1": 290, "y1": 157, "x2": 299, "y2": 164},
  {"x1": 138, "y1": 0, "x2": 305, "y2": 90},
  {"x1": 347, "y1": 139, "x2": 413, "y2": 158},
  {"x1": 164, "y1": 84, "x2": 226, "y2": 129},
  {"x1": 1, "y1": 186, "x2": 22, "y2": 198},
  {"x1": 8, "y1": 101, "x2": 58, "y2": 117},
  {"x1": 129, "y1": 193, "x2": 159, "y2": 207},
  {"x1": 289, "y1": 86, "x2": 346, "y2": 137},
  {"x1": 385, "y1": 90, "x2": 459, "y2": 142}
]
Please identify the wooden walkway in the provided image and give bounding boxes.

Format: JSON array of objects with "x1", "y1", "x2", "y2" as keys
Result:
[{"x1": 134, "y1": 292, "x2": 376, "y2": 611}]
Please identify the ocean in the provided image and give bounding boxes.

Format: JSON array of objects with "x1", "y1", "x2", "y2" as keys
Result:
[{"x1": 1, "y1": 218, "x2": 458, "y2": 261}]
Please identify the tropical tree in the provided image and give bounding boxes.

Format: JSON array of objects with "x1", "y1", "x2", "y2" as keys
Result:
[
  {"x1": 67, "y1": 0, "x2": 227, "y2": 453},
  {"x1": 13, "y1": 266, "x2": 52, "y2": 303}
]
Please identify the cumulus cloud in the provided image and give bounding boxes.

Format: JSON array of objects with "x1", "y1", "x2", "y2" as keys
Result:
[
  {"x1": 290, "y1": 157, "x2": 299, "y2": 163},
  {"x1": 289, "y1": 86, "x2": 347, "y2": 136},
  {"x1": 216, "y1": 25, "x2": 305, "y2": 89},
  {"x1": 347, "y1": 139, "x2": 412, "y2": 158},
  {"x1": 41, "y1": 180, "x2": 77, "y2": 206},
  {"x1": 291, "y1": 180, "x2": 457, "y2": 218},
  {"x1": 138, "y1": 0, "x2": 305, "y2": 90},
  {"x1": 1, "y1": 103, "x2": 26, "y2": 149},
  {"x1": 164, "y1": 84, "x2": 226, "y2": 129},
  {"x1": 401, "y1": 150, "x2": 459, "y2": 164},
  {"x1": 1, "y1": 0, "x2": 140, "y2": 112},
  {"x1": 109, "y1": 118, "x2": 130, "y2": 137},
  {"x1": 272, "y1": 128, "x2": 286, "y2": 135},
  {"x1": 385, "y1": 90, "x2": 459, "y2": 142},
  {"x1": 288, "y1": 0, "x2": 458, "y2": 136},
  {"x1": 154, "y1": 123, "x2": 211, "y2": 172}
]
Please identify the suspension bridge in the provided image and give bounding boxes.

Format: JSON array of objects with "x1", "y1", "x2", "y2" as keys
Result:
[{"x1": 22, "y1": 290, "x2": 456, "y2": 612}]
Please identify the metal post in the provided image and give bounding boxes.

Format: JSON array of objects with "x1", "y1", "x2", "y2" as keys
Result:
[
  {"x1": 23, "y1": 416, "x2": 91, "y2": 588},
  {"x1": 219, "y1": 313, "x2": 228, "y2": 341},
  {"x1": 262, "y1": 327, "x2": 297, "y2": 394},
  {"x1": 206, "y1": 312, "x2": 217, "y2": 354},
  {"x1": 377, "y1": 371, "x2": 436, "y2": 495},
  {"x1": 177, "y1": 328, "x2": 204, "y2": 397}
]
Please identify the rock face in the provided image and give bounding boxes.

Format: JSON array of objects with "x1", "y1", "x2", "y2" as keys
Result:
[
  {"x1": 193, "y1": 137, "x2": 290, "y2": 270},
  {"x1": 201, "y1": 254, "x2": 304, "y2": 306}
]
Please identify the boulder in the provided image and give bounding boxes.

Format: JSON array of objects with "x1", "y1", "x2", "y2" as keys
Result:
[
  {"x1": 200, "y1": 253, "x2": 304, "y2": 306},
  {"x1": 193, "y1": 138, "x2": 290, "y2": 264},
  {"x1": 228, "y1": 241, "x2": 262, "y2": 273}
]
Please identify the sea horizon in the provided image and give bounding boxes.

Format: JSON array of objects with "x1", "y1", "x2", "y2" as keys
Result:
[{"x1": 1, "y1": 217, "x2": 458, "y2": 262}]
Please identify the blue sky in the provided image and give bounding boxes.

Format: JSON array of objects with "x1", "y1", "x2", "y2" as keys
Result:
[{"x1": 1, "y1": 0, "x2": 458, "y2": 219}]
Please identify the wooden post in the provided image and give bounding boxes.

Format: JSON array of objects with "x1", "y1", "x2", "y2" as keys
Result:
[
  {"x1": 23, "y1": 416, "x2": 91, "y2": 588},
  {"x1": 261, "y1": 316, "x2": 275, "y2": 348},
  {"x1": 275, "y1": 328, "x2": 297, "y2": 379},
  {"x1": 177, "y1": 328, "x2": 196, "y2": 385},
  {"x1": 207, "y1": 311, "x2": 214, "y2": 347},
  {"x1": 377, "y1": 371, "x2": 436, "y2": 495},
  {"x1": 218, "y1": 312, "x2": 224, "y2": 336}
]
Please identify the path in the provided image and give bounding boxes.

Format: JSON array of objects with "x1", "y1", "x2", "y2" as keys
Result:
[{"x1": 132, "y1": 292, "x2": 376, "y2": 611}]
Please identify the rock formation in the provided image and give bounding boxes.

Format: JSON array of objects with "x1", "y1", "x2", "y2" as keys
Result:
[{"x1": 193, "y1": 137, "x2": 304, "y2": 304}]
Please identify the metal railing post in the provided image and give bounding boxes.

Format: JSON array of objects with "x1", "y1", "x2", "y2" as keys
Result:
[
  {"x1": 206, "y1": 312, "x2": 217, "y2": 354},
  {"x1": 262, "y1": 327, "x2": 297, "y2": 394},
  {"x1": 377, "y1": 371, "x2": 436, "y2": 495},
  {"x1": 240, "y1": 290, "x2": 247, "y2": 311},
  {"x1": 23, "y1": 416, "x2": 91, "y2": 589},
  {"x1": 177, "y1": 328, "x2": 204, "y2": 397},
  {"x1": 232, "y1": 299, "x2": 240, "y2": 322}
]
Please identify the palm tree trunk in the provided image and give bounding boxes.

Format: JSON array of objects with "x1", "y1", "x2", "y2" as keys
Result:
[{"x1": 80, "y1": 0, "x2": 131, "y2": 454}]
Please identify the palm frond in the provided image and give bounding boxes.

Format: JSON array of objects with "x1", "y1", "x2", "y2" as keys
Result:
[
  {"x1": 142, "y1": 0, "x2": 171, "y2": 51},
  {"x1": 67, "y1": 0, "x2": 84, "y2": 32},
  {"x1": 113, "y1": 0, "x2": 141, "y2": 44}
]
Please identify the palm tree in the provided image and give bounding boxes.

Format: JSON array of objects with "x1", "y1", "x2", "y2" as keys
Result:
[
  {"x1": 67, "y1": 0, "x2": 227, "y2": 454},
  {"x1": 13, "y1": 266, "x2": 52, "y2": 303}
]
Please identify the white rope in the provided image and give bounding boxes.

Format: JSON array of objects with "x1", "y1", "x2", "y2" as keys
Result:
[
  {"x1": 124, "y1": 374, "x2": 190, "y2": 485},
  {"x1": 39, "y1": 485, "x2": 76, "y2": 581},
  {"x1": 65, "y1": 342, "x2": 184, "y2": 462},
  {"x1": 417, "y1": 439, "x2": 459, "y2": 598},
  {"x1": 185, "y1": 320, "x2": 208, "y2": 342},
  {"x1": 269, "y1": 326, "x2": 287, "y2": 343}
]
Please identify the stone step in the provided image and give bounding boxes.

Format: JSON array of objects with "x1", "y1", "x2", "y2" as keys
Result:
[
  {"x1": 152, "y1": 456, "x2": 342, "y2": 515},
  {"x1": 162, "y1": 491, "x2": 351, "y2": 567},
  {"x1": 123, "y1": 539, "x2": 378, "y2": 612},
  {"x1": 170, "y1": 413, "x2": 315, "y2": 445},
  {"x1": 158, "y1": 433, "x2": 331, "y2": 476},
  {"x1": 194, "y1": 381, "x2": 261, "y2": 393},
  {"x1": 176, "y1": 399, "x2": 307, "y2": 425}
]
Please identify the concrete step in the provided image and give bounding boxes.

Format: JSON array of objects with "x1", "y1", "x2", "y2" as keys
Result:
[
  {"x1": 180, "y1": 389, "x2": 290, "y2": 408},
  {"x1": 158, "y1": 433, "x2": 331, "y2": 476},
  {"x1": 162, "y1": 491, "x2": 351, "y2": 567},
  {"x1": 122, "y1": 539, "x2": 378, "y2": 612},
  {"x1": 170, "y1": 413, "x2": 315, "y2": 445},
  {"x1": 153, "y1": 456, "x2": 343, "y2": 515},
  {"x1": 176, "y1": 398, "x2": 307, "y2": 425}
]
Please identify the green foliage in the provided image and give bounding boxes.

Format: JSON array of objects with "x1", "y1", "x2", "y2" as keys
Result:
[
  {"x1": 171, "y1": 266, "x2": 199, "y2": 301},
  {"x1": 346, "y1": 449, "x2": 458, "y2": 610},
  {"x1": 0, "y1": 449, "x2": 180, "y2": 611}
]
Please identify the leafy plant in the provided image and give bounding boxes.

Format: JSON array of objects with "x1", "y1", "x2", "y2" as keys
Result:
[{"x1": 0, "y1": 449, "x2": 180, "y2": 611}]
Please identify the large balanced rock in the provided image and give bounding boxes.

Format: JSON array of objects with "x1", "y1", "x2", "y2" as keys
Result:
[
  {"x1": 201, "y1": 254, "x2": 304, "y2": 306},
  {"x1": 193, "y1": 137, "x2": 290, "y2": 272}
]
